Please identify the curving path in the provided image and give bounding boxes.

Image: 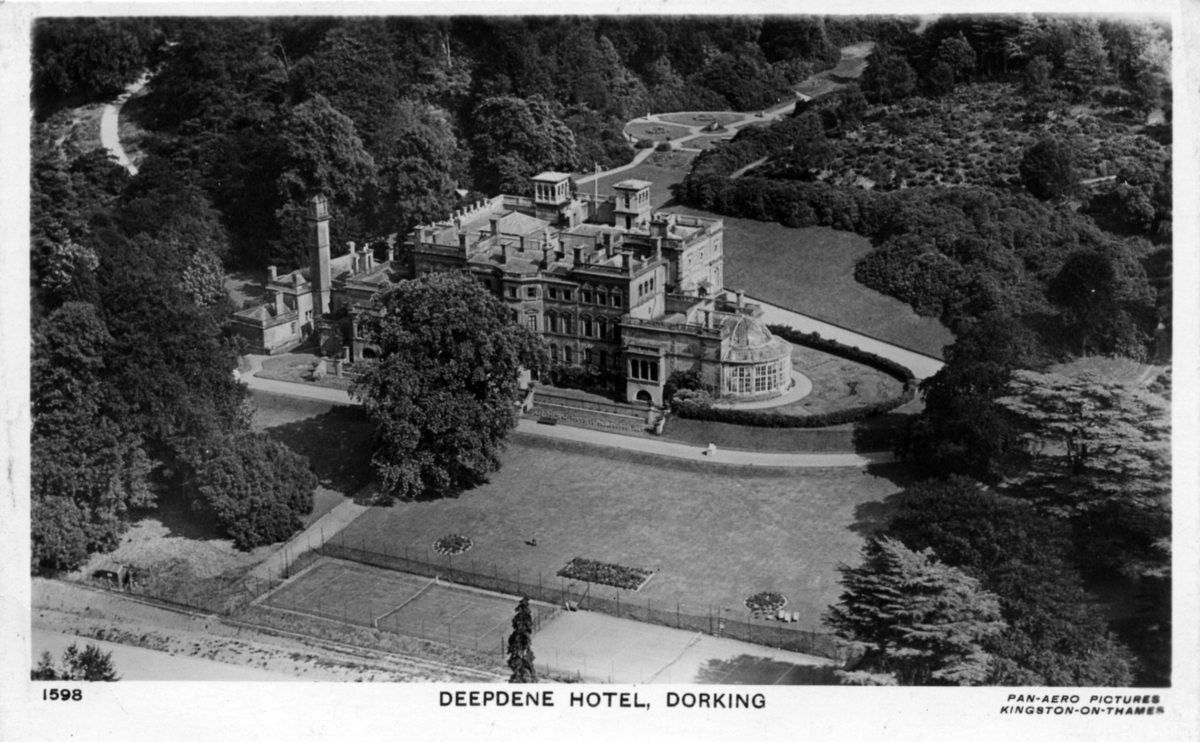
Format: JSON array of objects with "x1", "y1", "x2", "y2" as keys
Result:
[
  {"x1": 237, "y1": 355, "x2": 892, "y2": 468},
  {"x1": 99, "y1": 72, "x2": 149, "y2": 175},
  {"x1": 750, "y1": 299, "x2": 944, "y2": 380}
]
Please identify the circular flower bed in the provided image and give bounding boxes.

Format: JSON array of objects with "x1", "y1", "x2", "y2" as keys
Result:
[
  {"x1": 433, "y1": 534, "x2": 473, "y2": 556},
  {"x1": 745, "y1": 591, "x2": 787, "y2": 617}
]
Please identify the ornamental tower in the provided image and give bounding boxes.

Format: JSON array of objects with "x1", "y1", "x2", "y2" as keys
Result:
[{"x1": 307, "y1": 192, "x2": 331, "y2": 316}]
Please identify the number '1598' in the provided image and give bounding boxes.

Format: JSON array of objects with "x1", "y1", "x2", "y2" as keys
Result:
[{"x1": 42, "y1": 689, "x2": 83, "y2": 701}]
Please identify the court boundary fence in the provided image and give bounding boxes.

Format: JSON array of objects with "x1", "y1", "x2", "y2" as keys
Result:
[{"x1": 318, "y1": 532, "x2": 845, "y2": 662}]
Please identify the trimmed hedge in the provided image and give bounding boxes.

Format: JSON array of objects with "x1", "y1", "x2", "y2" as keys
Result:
[{"x1": 671, "y1": 325, "x2": 916, "y2": 429}]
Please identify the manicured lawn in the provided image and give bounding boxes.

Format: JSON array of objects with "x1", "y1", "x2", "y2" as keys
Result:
[
  {"x1": 664, "y1": 210, "x2": 954, "y2": 358},
  {"x1": 258, "y1": 353, "x2": 355, "y2": 390},
  {"x1": 625, "y1": 121, "x2": 694, "y2": 142},
  {"x1": 688, "y1": 134, "x2": 736, "y2": 150},
  {"x1": 658, "y1": 112, "x2": 745, "y2": 127},
  {"x1": 769, "y1": 345, "x2": 905, "y2": 416},
  {"x1": 592, "y1": 151, "x2": 696, "y2": 209},
  {"x1": 336, "y1": 439, "x2": 903, "y2": 628}
]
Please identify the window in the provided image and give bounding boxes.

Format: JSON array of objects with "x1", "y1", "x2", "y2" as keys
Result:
[
  {"x1": 527, "y1": 315, "x2": 538, "y2": 332},
  {"x1": 595, "y1": 291, "x2": 607, "y2": 306},
  {"x1": 561, "y1": 290, "x2": 572, "y2": 302},
  {"x1": 599, "y1": 350, "x2": 607, "y2": 368},
  {"x1": 596, "y1": 319, "x2": 608, "y2": 340},
  {"x1": 727, "y1": 366, "x2": 753, "y2": 394},
  {"x1": 550, "y1": 344, "x2": 559, "y2": 362},
  {"x1": 561, "y1": 316, "x2": 573, "y2": 335},
  {"x1": 630, "y1": 359, "x2": 659, "y2": 382},
  {"x1": 565, "y1": 346, "x2": 574, "y2": 364},
  {"x1": 612, "y1": 291, "x2": 622, "y2": 308},
  {"x1": 290, "y1": 321, "x2": 297, "y2": 335},
  {"x1": 582, "y1": 317, "x2": 593, "y2": 337},
  {"x1": 548, "y1": 288, "x2": 558, "y2": 300},
  {"x1": 526, "y1": 287, "x2": 537, "y2": 299},
  {"x1": 547, "y1": 313, "x2": 559, "y2": 333},
  {"x1": 583, "y1": 290, "x2": 592, "y2": 304},
  {"x1": 585, "y1": 348, "x2": 593, "y2": 365},
  {"x1": 508, "y1": 286, "x2": 518, "y2": 299}
]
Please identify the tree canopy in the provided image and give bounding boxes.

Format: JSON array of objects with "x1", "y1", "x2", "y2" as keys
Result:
[
  {"x1": 826, "y1": 537, "x2": 1006, "y2": 686},
  {"x1": 194, "y1": 432, "x2": 318, "y2": 550},
  {"x1": 32, "y1": 643, "x2": 120, "y2": 681},
  {"x1": 995, "y1": 369, "x2": 1170, "y2": 578},
  {"x1": 885, "y1": 478, "x2": 1135, "y2": 686},
  {"x1": 1019, "y1": 138, "x2": 1076, "y2": 201},
  {"x1": 507, "y1": 597, "x2": 537, "y2": 683},
  {"x1": 351, "y1": 272, "x2": 547, "y2": 500}
]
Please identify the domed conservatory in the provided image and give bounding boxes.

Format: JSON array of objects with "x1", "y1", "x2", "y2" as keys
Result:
[
  {"x1": 622, "y1": 290, "x2": 793, "y2": 407},
  {"x1": 718, "y1": 313, "x2": 793, "y2": 401}
]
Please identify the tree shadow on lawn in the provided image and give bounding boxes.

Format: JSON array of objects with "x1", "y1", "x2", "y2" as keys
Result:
[
  {"x1": 262, "y1": 405, "x2": 376, "y2": 498},
  {"x1": 694, "y1": 655, "x2": 839, "y2": 685},
  {"x1": 847, "y1": 462, "x2": 922, "y2": 540},
  {"x1": 131, "y1": 484, "x2": 228, "y2": 542}
]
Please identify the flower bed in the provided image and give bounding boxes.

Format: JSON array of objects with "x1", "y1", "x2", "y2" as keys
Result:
[
  {"x1": 433, "y1": 534, "x2": 473, "y2": 556},
  {"x1": 745, "y1": 591, "x2": 787, "y2": 617},
  {"x1": 557, "y1": 557, "x2": 654, "y2": 591}
]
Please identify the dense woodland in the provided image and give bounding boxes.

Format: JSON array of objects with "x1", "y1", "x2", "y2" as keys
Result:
[{"x1": 29, "y1": 15, "x2": 1173, "y2": 686}]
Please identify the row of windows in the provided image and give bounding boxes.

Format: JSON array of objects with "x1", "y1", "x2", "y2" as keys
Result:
[
  {"x1": 549, "y1": 345, "x2": 617, "y2": 368},
  {"x1": 505, "y1": 285, "x2": 626, "y2": 308},
  {"x1": 545, "y1": 313, "x2": 618, "y2": 340},
  {"x1": 629, "y1": 359, "x2": 660, "y2": 382},
  {"x1": 636, "y1": 276, "x2": 657, "y2": 299},
  {"x1": 725, "y1": 360, "x2": 786, "y2": 395}
]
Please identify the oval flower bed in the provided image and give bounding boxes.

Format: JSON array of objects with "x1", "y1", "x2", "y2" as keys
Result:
[
  {"x1": 745, "y1": 591, "x2": 787, "y2": 617},
  {"x1": 433, "y1": 534, "x2": 473, "y2": 556},
  {"x1": 557, "y1": 557, "x2": 654, "y2": 591}
]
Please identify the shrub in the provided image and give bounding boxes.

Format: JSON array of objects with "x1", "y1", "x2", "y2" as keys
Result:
[
  {"x1": 655, "y1": 141, "x2": 673, "y2": 152},
  {"x1": 194, "y1": 432, "x2": 317, "y2": 549},
  {"x1": 635, "y1": 138, "x2": 654, "y2": 149}
]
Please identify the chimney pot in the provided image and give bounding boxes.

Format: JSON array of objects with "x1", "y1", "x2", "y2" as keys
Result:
[
  {"x1": 268, "y1": 266, "x2": 277, "y2": 282},
  {"x1": 737, "y1": 291, "x2": 745, "y2": 309},
  {"x1": 490, "y1": 216, "x2": 500, "y2": 237},
  {"x1": 519, "y1": 235, "x2": 526, "y2": 252},
  {"x1": 622, "y1": 253, "x2": 631, "y2": 273},
  {"x1": 458, "y1": 232, "x2": 467, "y2": 250}
]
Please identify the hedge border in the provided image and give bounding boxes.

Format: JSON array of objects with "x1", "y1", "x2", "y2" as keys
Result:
[{"x1": 672, "y1": 324, "x2": 916, "y2": 429}]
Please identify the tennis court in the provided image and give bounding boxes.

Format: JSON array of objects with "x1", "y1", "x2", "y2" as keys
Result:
[
  {"x1": 533, "y1": 610, "x2": 836, "y2": 684},
  {"x1": 260, "y1": 558, "x2": 555, "y2": 653}
]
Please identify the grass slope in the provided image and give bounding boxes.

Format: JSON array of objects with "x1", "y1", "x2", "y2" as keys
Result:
[
  {"x1": 668, "y1": 209, "x2": 953, "y2": 358},
  {"x1": 337, "y1": 438, "x2": 904, "y2": 628}
]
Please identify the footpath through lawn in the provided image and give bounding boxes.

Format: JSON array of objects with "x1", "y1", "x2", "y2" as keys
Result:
[{"x1": 336, "y1": 438, "x2": 903, "y2": 632}]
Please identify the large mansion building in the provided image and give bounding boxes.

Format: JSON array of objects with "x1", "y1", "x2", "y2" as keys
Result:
[{"x1": 232, "y1": 173, "x2": 792, "y2": 405}]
